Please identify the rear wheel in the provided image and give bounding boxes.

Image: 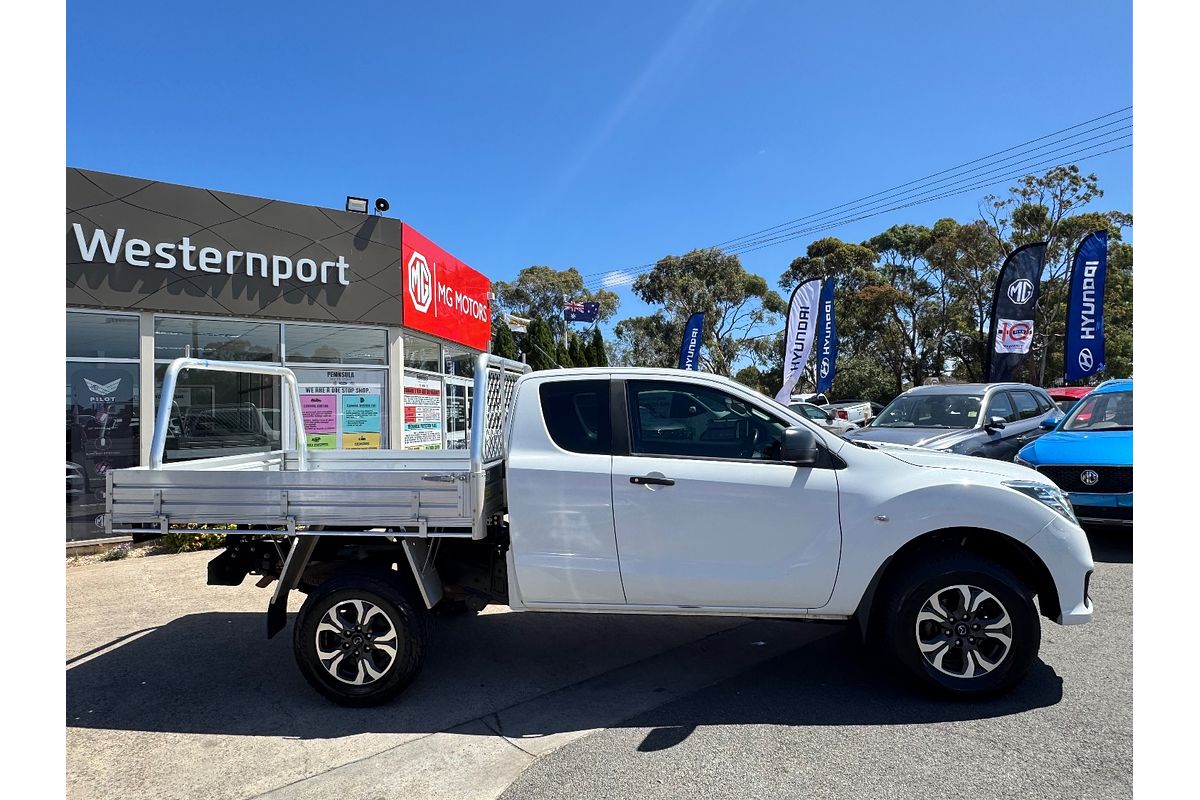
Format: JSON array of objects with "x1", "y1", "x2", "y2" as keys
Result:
[
  {"x1": 294, "y1": 572, "x2": 427, "y2": 707},
  {"x1": 880, "y1": 552, "x2": 1039, "y2": 697}
]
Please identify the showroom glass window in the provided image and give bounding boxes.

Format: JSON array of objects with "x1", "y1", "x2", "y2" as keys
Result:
[
  {"x1": 444, "y1": 346, "x2": 475, "y2": 451},
  {"x1": 284, "y1": 323, "x2": 386, "y2": 365},
  {"x1": 285, "y1": 324, "x2": 390, "y2": 451},
  {"x1": 403, "y1": 335, "x2": 445, "y2": 450},
  {"x1": 154, "y1": 317, "x2": 282, "y2": 462},
  {"x1": 66, "y1": 311, "x2": 140, "y2": 541}
]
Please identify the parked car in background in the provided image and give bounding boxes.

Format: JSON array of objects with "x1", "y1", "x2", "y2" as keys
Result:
[
  {"x1": 1047, "y1": 386, "x2": 1093, "y2": 416},
  {"x1": 843, "y1": 382, "x2": 1060, "y2": 461},
  {"x1": 788, "y1": 401, "x2": 857, "y2": 435},
  {"x1": 790, "y1": 392, "x2": 829, "y2": 407},
  {"x1": 1016, "y1": 379, "x2": 1132, "y2": 527},
  {"x1": 822, "y1": 399, "x2": 878, "y2": 428}
]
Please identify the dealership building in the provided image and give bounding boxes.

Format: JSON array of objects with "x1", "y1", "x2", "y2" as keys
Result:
[{"x1": 66, "y1": 168, "x2": 493, "y2": 541}]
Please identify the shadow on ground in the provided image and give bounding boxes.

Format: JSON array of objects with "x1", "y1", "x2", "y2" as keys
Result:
[
  {"x1": 1086, "y1": 526, "x2": 1132, "y2": 564},
  {"x1": 67, "y1": 611, "x2": 1061, "y2": 743}
]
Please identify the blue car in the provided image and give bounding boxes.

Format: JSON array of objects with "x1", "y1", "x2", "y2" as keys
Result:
[{"x1": 1014, "y1": 379, "x2": 1132, "y2": 527}]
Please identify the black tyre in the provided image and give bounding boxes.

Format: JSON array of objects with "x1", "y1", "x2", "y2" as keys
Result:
[
  {"x1": 293, "y1": 572, "x2": 428, "y2": 707},
  {"x1": 879, "y1": 552, "x2": 1040, "y2": 698}
]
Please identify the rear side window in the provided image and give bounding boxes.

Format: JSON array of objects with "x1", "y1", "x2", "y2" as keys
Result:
[
  {"x1": 1010, "y1": 391, "x2": 1041, "y2": 420},
  {"x1": 1035, "y1": 392, "x2": 1055, "y2": 414},
  {"x1": 538, "y1": 380, "x2": 611, "y2": 455}
]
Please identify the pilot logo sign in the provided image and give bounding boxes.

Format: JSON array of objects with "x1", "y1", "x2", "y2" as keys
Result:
[
  {"x1": 407, "y1": 252, "x2": 432, "y2": 314},
  {"x1": 1007, "y1": 278, "x2": 1035, "y2": 305}
]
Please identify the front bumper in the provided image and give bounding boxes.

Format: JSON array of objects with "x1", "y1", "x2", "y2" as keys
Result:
[
  {"x1": 1025, "y1": 515, "x2": 1095, "y2": 625},
  {"x1": 1068, "y1": 491, "x2": 1133, "y2": 527}
]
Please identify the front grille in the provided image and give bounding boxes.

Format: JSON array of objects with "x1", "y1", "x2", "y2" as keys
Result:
[
  {"x1": 1073, "y1": 504, "x2": 1133, "y2": 522},
  {"x1": 1037, "y1": 465, "x2": 1132, "y2": 493}
]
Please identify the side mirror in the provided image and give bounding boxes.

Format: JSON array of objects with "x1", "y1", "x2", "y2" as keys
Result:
[
  {"x1": 781, "y1": 426, "x2": 820, "y2": 466},
  {"x1": 984, "y1": 416, "x2": 1007, "y2": 432},
  {"x1": 1040, "y1": 415, "x2": 1062, "y2": 431}
]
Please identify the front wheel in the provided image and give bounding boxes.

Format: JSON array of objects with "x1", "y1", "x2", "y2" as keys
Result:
[
  {"x1": 293, "y1": 572, "x2": 428, "y2": 707},
  {"x1": 880, "y1": 552, "x2": 1040, "y2": 697}
]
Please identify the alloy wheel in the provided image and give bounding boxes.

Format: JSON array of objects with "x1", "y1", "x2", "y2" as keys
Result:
[
  {"x1": 915, "y1": 584, "x2": 1013, "y2": 679},
  {"x1": 315, "y1": 599, "x2": 400, "y2": 686}
]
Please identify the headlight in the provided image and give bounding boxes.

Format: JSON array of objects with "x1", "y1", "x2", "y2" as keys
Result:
[
  {"x1": 1003, "y1": 479, "x2": 1077, "y2": 524},
  {"x1": 1013, "y1": 454, "x2": 1033, "y2": 468}
]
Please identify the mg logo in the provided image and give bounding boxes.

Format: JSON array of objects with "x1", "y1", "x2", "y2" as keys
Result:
[
  {"x1": 1078, "y1": 348, "x2": 1094, "y2": 372},
  {"x1": 1080, "y1": 469, "x2": 1100, "y2": 487},
  {"x1": 1007, "y1": 278, "x2": 1035, "y2": 305},
  {"x1": 407, "y1": 252, "x2": 432, "y2": 313}
]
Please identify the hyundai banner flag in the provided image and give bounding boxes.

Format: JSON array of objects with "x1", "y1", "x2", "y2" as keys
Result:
[
  {"x1": 815, "y1": 279, "x2": 838, "y2": 394},
  {"x1": 563, "y1": 299, "x2": 599, "y2": 323},
  {"x1": 986, "y1": 242, "x2": 1047, "y2": 382},
  {"x1": 774, "y1": 278, "x2": 822, "y2": 404},
  {"x1": 678, "y1": 312, "x2": 705, "y2": 371},
  {"x1": 1064, "y1": 230, "x2": 1108, "y2": 383}
]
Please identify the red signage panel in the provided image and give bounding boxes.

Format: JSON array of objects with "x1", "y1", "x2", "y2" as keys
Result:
[{"x1": 401, "y1": 224, "x2": 491, "y2": 351}]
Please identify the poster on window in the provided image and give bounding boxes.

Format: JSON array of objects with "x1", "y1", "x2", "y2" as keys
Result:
[
  {"x1": 404, "y1": 374, "x2": 443, "y2": 449},
  {"x1": 296, "y1": 369, "x2": 385, "y2": 451}
]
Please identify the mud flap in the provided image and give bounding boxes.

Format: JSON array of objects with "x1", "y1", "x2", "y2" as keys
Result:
[
  {"x1": 266, "y1": 535, "x2": 319, "y2": 639},
  {"x1": 401, "y1": 538, "x2": 444, "y2": 609}
]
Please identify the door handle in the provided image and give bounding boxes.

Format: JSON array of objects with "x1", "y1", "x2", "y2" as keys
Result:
[{"x1": 630, "y1": 475, "x2": 675, "y2": 486}]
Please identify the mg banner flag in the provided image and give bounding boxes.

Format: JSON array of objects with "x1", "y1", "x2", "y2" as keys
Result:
[
  {"x1": 1064, "y1": 230, "x2": 1108, "y2": 383},
  {"x1": 774, "y1": 278, "x2": 822, "y2": 404},
  {"x1": 677, "y1": 312, "x2": 705, "y2": 371},
  {"x1": 815, "y1": 279, "x2": 838, "y2": 394},
  {"x1": 986, "y1": 242, "x2": 1047, "y2": 382}
]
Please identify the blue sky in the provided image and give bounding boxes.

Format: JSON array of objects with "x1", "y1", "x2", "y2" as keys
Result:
[{"x1": 68, "y1": 0, "x2": 1132, "y2": 330}]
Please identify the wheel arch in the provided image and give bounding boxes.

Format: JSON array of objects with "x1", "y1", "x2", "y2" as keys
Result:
[{"x1": 853, "y1": 526, "x2": 1060, "y2": 642}]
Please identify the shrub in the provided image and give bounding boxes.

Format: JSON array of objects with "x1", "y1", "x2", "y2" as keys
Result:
[
  {"x1": 100, "y1": 543, "x2": 131, "y2": 561},
  {"x1": 157, "y1": 523, "x2": 234, "y2": 554}
]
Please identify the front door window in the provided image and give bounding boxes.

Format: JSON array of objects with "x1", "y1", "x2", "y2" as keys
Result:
[{"x1": 627, "y1": 380, "x2": 788, "y2": 461}]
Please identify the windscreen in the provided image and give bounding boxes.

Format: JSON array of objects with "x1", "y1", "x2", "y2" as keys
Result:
[
  {"x1": 1062, "y1": 390, "x2": 1132, "y2": 432},
  {"x1": 870, "y1": 394, "x2": 982, "y2": 429}
]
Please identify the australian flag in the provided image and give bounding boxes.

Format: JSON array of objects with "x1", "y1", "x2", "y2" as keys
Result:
[{"x1": 564, "y1": 299, "x2": 599, "y2": 323}]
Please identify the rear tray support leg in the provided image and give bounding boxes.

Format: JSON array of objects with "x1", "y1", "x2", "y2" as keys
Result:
[{"x1": 266, "y1": 535, "x2": 319, "y2": 639}]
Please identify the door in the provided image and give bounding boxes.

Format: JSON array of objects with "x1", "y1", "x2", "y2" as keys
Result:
[
  {"x1": 505, "y1": 378, "x2": 626, "y2": 605},
  {"x1": 1006, "y1": 389, "x2": 1051, "y2": 457},
  {"x1": 976, "y1": 390, "x2": 1019, "y2": 460},
  {"x1": 612, "y1": 379, "x2": 842, "y2": 610}
]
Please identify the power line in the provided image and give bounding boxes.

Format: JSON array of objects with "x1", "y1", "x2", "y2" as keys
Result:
[
  {"x1": 582, "y1": 134, "x2": 1131, "y2": 289},
  {"x1": 712, "y1": 108, "x2": 1131, "y2": 250},
  {"x1": 578, "y1": 106, "x2": 1133, "y2": 289},
  {"x1": 715, "y1": 124, "x2": 1131, "y2": 253},
  {"x1": 721, "y1": 135, "x2": 1131, "y2": 256},
  {"x1": 586, "y1": 139, "x2": 1129, "y2": 287}
]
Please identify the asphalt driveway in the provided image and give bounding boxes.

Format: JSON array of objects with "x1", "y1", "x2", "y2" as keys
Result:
[{"x1": 66, "y1": 529, "x2": 1131, "y2": 800}]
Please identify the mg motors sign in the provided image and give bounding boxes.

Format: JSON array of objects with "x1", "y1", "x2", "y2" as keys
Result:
[{"x1": 401, "y1": 225, "x2": 491, "y2": 351}]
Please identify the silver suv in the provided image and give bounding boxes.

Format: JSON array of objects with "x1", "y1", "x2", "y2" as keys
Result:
[{"x1": 842, "y1": 382, "x2": 1060, "y2": 461}]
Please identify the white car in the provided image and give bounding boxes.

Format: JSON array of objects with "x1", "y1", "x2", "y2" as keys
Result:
[
  {"x1": 109, "y1": 358, "x2": 1095, "y2": 706},
  {"x1": 789, "y1": 401, "x2": 857, "y2": 435}
]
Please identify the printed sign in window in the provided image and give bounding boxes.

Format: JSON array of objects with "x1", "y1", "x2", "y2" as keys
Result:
[
  {"x1": 403, "y1": 374, "x2": 443, "y2": 449},
  {"x1": 296, "y1": 368, "x2": 385, "y2": 451}
]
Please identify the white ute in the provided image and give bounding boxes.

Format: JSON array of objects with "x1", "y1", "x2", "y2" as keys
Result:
[{"x1": 107, "y1": 356, "x2": 1094, "y2": 706}]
